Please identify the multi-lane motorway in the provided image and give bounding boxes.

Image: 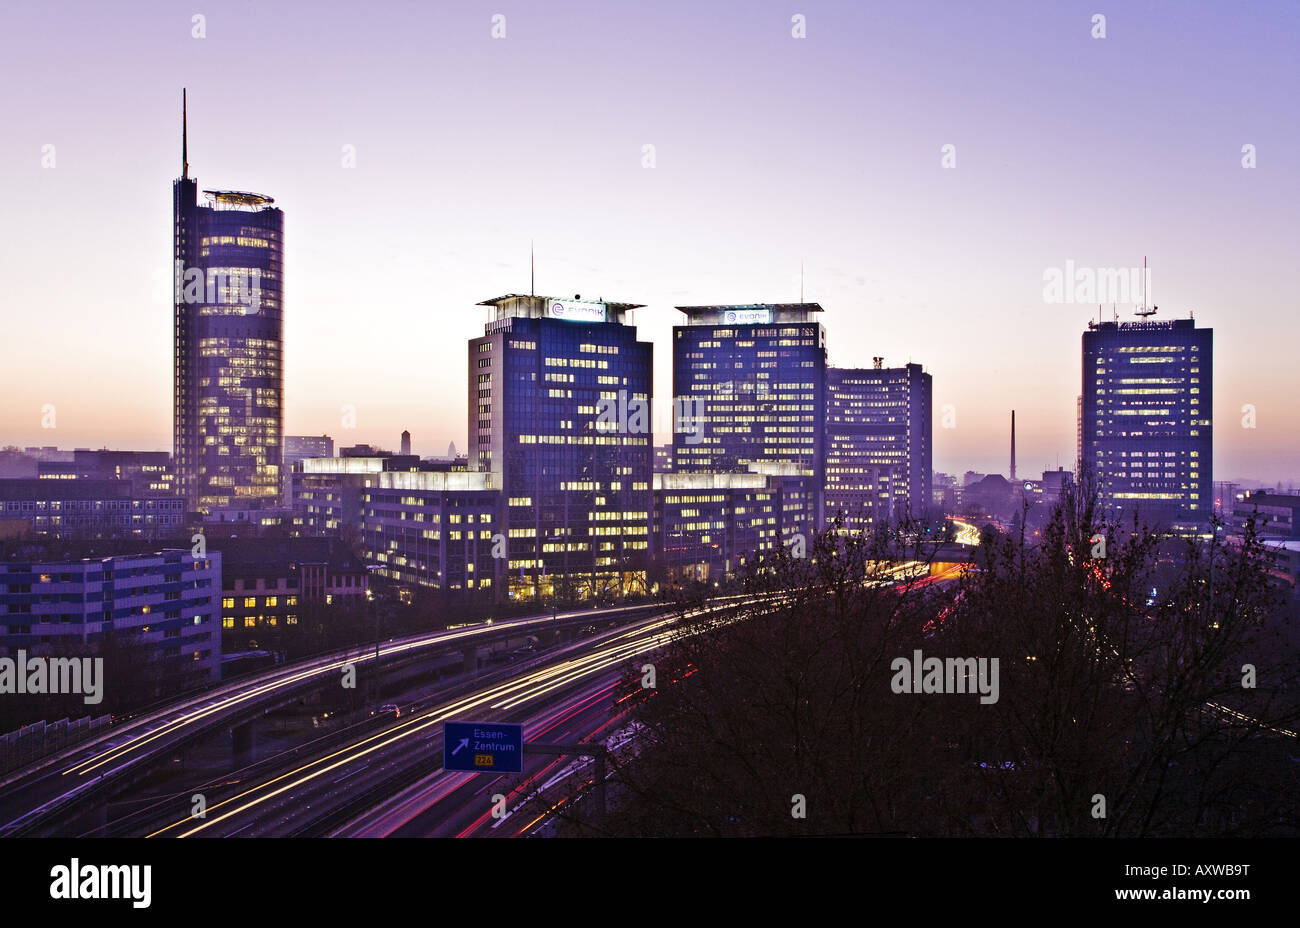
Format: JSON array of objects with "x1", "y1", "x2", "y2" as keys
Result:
[
  {"x1": 143, "y1": 611, "x2": 693, "y2": 837},
  {"x1": 0, "y1": 601, "x2": 668, "y2": 836}
]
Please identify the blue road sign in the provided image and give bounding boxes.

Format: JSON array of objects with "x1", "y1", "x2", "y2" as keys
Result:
[{"x1": 443, "y1": 721, "x2": 524, "y2": 773}]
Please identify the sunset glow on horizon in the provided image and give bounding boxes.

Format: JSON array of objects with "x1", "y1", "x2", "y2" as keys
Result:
[{"x1": 1, "y1": 0, "x2": 1296, "y2": 483}]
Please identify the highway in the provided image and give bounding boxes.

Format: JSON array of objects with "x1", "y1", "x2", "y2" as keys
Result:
[
  {"x1": 0, "y1": 601, "x2": 666, "y2": 836},
  {"x1": 140, "y1": 608, "x2": 710, "y2": 837},
  {"x1": 5, "y1": 575, "x2": 976, "y2": 838}
]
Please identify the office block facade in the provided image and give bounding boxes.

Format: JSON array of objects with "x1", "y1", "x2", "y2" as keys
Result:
[
  {"x1": 0, "y1": 479, "x2": 187, "y2": 541},
  {"x1": 284, "y1": 435, "x2": 334, "y2": 465},
  {"x1": 469, "y1": 294, "x2": 653, "y2": 600},
  {"x1": 217, "y1": 537, "x2": 368, "y2": 652},
  {"x1": 652, "y1": 471, "x2": 817, "y2": 584},
  {"x1": 671, "y1": 304, "x2": 826, "y2": 521},
  {"x1": 825, "y1": 363, "x2": 932, "y2": 527},
  {"x1": 362, "y1": 471, "x2": 501, "y2": 597},
  {"x1": 1081, "y1": 318, "x2": 1212, "y2": 525},
  {"x1": 0, "y1": 550, "x2": 222, "y2": 684}
]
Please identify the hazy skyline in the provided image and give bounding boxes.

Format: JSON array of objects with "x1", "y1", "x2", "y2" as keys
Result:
[{"x1": 1, "y1": 0, "x2": 1296, "y2": 481}]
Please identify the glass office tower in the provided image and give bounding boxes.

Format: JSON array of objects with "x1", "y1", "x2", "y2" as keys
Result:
[
  {"x1": 1081, "y1": 317, "x2": 1213, "y2": 527},
  {"x1": 671, "y1": 304, "x2": 826, "y2": 522},
  {"x1": 825, "y1": 363, "x2": 932, "y2": 526},
  {"x1": 470, "y1": 294, "x2": 653, "y2": 601},
  {"x1": 173, "y1": 95, "x2": 284, "y2": 514}
]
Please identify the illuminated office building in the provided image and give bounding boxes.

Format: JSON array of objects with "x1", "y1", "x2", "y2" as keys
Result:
[
  {"x1": 652, "y1": 470, "x2": 816, "y2": 584},
  {"x1": 1081, "y1": 317, "x2": 1212, "y2": 525},
  {"x1": 173, "y1": 92, "x2": 284, "y2": 515},
  {"x1": 825, "y1": 363, "x2": 932, "y2": 526},
  {"x1": 470, "y1": 294, "x2": 653, "y2": 601},
  {"x1": 671, "y1": 304, "x2": 826, "y2": 521}
]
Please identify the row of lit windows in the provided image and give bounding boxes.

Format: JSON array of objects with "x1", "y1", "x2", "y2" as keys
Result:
[
  {"x1": 222, "y1": 614, "x2": 298, "y2": 628},
  {"x1": 221, "y1": 595, "x2": 298, "y2": 608}
]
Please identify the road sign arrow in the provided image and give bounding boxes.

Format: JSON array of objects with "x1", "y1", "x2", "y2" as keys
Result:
[{"x1": 451, "y1": 737, "x2": 469, "y2": 756}]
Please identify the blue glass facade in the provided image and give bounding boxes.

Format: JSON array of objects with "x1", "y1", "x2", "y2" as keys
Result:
[
  {"x1": 825, "y1": 364, "x2": 932, "y2": 526},
  {"x1": 174, "y1": 168, "x2": 284, "y2": 515},
  {"x1": 471, "y1": 295, "x2": 653, "y2": 600},
  {"x1": 671, "y1": 304, "x2": 826, "y2": 523},
  {"x1": 1081, "y1": 318, "x2": 1213, "y2": 525}
]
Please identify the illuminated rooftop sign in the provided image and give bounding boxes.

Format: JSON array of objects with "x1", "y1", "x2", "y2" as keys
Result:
[
  {"x1": 548, "y1": 299, "x2": 607, "y2": 323},
  {"x1": 724, "y1": 309, "x2": 771, "y2": 325}
]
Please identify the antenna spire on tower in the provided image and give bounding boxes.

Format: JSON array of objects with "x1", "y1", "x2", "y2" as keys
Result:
[
  {"x1": 182, "y1": 88, "x2": 189, "y2": 179},
  {"x1": 1135, "y1": 255, "x2": 1157, "y2": 317},
  {"x1": 530, "y1": 240, "x2": 535, "y2": 297},
  {"x1": 800, "y1": 260, "x2": 805, "y2": 303}
]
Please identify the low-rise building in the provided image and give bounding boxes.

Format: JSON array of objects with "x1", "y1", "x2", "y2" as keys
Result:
[
  {"x1": 214, "y1": 537, "x2": 369, "y2": 652},
  {"x1": 0, "y1": 479, "x2": 187, "y2": 541},
  {"x1": 0, "y1": 549, "x2": 222, "y2": 685},
  {"x1": 361, "y1": 471, "x2": 501, "y2": 600}
]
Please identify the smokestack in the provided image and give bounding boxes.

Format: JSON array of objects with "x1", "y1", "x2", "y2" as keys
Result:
[{"x1": 1010, "y1": 410, "x2": 1016, "y2": 482}]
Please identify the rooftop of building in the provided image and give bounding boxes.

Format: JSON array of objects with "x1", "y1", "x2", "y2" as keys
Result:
[
  {"x1": 212, "y1": 536, "x2": 365, "y2": 575},
  {"x1": 0, "y1": 478, "x2": 147, "y2": 500},
  {"x1": 0, "y1": 545, "x2": 205, "y2": 567},
  {"x1": 202, "y1": 189, "x2": 276, "y2": 210},
  {"x1": 1085, "y1": 317, "x2": 1204, "y2": 333},
  {"x1": 676, "y1": 302, "x2": 824, "y2": 316},
  {"x1": 477, "y1": 293, "x2": 644, "y2": 311},
  {"x1": 373, "y1": 471, "x2": 496, "y2": 493},
  {"x1": 1237, "y1": 491, "x2": 1300, "y2": 507}
]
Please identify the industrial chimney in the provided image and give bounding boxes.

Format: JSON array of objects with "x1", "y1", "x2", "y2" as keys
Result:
[{"x1": 1010, "y1": 410, "x2": 1017, "y2": 483}]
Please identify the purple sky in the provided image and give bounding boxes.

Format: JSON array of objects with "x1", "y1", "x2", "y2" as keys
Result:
[{"x1": 1, "y1": 0, "x2": 1296, "y2": 482}]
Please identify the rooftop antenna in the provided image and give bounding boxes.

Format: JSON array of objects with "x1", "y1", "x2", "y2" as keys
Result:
[
  {"x1": 1135, "y1": 255, "x2": 1156, "y2": 317},
  {"x1": 800, "y1": 260, "x2": 804, "y2": 303},
  {"x1": 182, "y1": 88, "x2": 189, "y2": 179},
  {"x1": 1112, "y1": 302, "x2": 1117, "y2": 322},
  {"x1": 530, "y1": 240, "x2": 534, "y2": 297}
]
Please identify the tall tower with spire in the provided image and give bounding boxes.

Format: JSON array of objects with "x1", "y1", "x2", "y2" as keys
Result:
[{"x1": 173, "y1": 90, "x2": 286, "y2": 515}]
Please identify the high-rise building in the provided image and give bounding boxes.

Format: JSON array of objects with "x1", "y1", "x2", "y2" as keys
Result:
[
  {"x1": 824, "y1": 363, "x2": 932, "y2": 526},
  {"x1": 400, "y1": 431, "x2": 412, "y2": 456},
  {"x1": 671, "y1": 304, "x2": 826, "y2": 519},
  {"x1": 470, "y1": 294, "x2": 653, "y2": 600},
  {"x1": 173, "y1": 91, "x2": 285, "y2": 516},
  {"x1": 1081, "y1": 317, "x2": 1212, "y2": 526}
]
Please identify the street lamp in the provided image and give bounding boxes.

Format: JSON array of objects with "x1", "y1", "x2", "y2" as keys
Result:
[{"x1": 366, "y1": 564, "x2": 381, "y2": 706}]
